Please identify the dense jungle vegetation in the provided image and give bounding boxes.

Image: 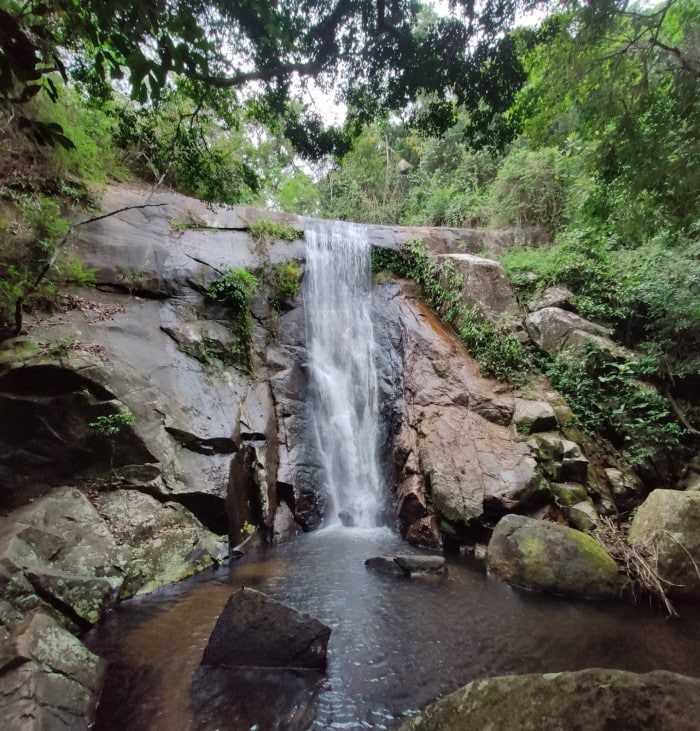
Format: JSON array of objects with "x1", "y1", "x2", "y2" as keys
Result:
[{"x1": 0, "y1": 0, "x2": 698, "y2": 474}]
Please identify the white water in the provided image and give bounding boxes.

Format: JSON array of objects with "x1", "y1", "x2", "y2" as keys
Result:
[{"x1": 303, "y1": 220, "x2": 384, "y2": 528}]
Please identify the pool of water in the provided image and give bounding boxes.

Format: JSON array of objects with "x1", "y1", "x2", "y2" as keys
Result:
[{"x1": 86, "y1": 527, "x2": 700, "y2": 730}]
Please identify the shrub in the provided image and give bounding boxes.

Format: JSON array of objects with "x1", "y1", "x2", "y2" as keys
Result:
[
  {"x1": 372, "y1": 239, "x2": 532, "y2": 386},
  {"x1": 268, "y1": 261, "x2": 301, "y2": 310},
  {"x1": 206, "y1": 268, "x2": 259, "y2": 371},
  {"x1": 488, "y1": 146, "x2": 573, "y2": 232}
]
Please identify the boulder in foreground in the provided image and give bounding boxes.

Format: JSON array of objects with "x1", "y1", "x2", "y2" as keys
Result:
[
  {"x1": 400, "y1": 668, "x2": 700, "y2": 731},
  {"x1": 629, "y1": 489, "x2": 700, "y2": 600},
  {"x1": 487, "y1": 514, "x2": 626, "y2": 600},
  {"x1": 201, "y1": 588, "x2": 331, "y2": 669}
]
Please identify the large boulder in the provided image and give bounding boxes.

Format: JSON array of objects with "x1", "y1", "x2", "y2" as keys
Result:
[
  {"x1": 0, "y1": 611, "x2": 104, "y2": 729},
  {"x1": 400, "y1": 668, "x2": 700, "y2": 731},
  {"x1": 93, "y1": 489, "x2": 227, "y2": 597},
  {"x1": 436, "y1": 253, "x2": 522, "y2": 325},
  {"x1": 201, "y1": 588, "x2": 331, "y2": 669},
  {"x1": 526, "y1": 307, "x2": 628, "y2": 358},
  {"x1": 487, "y1": 514, "x2": 626, "y2": 600},
  {"x1": 527, "y1": 285, "x2": 575, "y2": 312},
  {"x1": 0, "y1": 487, "x2": 128, "y2": 625},
  {"x1": 629, "y1": 489, "x2": 700, "y2": 599}
]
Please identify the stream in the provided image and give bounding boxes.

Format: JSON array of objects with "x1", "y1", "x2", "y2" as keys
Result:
[{"x1": 86, "y1": 526, "x2": 700, "y2": 730}]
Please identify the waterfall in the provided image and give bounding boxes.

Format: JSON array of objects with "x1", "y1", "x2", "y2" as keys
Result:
[{"x1": 303, "y1": 220, "x2": 384, "y2": 529}]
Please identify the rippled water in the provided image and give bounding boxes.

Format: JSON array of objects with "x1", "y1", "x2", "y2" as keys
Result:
[{"x1": 87, "y1": 527, "x2": 700, "y2": 730}]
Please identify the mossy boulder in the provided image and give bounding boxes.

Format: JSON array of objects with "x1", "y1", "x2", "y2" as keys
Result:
[
  {"x1": 629, "y1": 489, "x2": 700, "y2": 600},
  {"x1": 401, "y1": 668, "x2": 700, "y2": 731},
  {"x1": 486, "y1": 514, "x2": 626, "y2": 600}
]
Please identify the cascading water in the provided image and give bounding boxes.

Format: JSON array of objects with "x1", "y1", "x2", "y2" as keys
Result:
[{"x1": 303, "y1": 220, "x2": 384, "y2": 528}]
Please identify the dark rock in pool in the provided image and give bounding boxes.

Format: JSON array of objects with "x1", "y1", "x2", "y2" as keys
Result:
[
  {"x1": 338, "y1": 510, "x2": 356, "y2": 527},
  {"x1": 365, "y1": 556, "x2": 405, "y2": 575},
  {"x1": 365, "y1": 555, "x2": 446, "y2": 576},
  {"x1": 191, "y1": 665, "x2": 322, "y2": 731},
  {"x1": 201, "y1": 588, "x2": 331, "y2": 669}
]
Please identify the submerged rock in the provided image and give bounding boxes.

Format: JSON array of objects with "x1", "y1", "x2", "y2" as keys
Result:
[
  {"x1": 394, "y1": 555, "x2": 446, "y2": 575},
  {"x1": 401, "y1": 668, "x2": 700, "y2": 731},
  {"x1": 487, "y1": 514, "x2": 626, "y2": 600},
  {"x1": 629, "y1": 489, "x2": 700, "y2": 600},
  {"x1": 365, "y1": 555, "x2": 446, "y2": 576},
  {"x1": 201, "y1": 588, "x2": 331, "y2": 669},
  {"x1": 0, "y1": 610, "x2": 104, "y2": 729}
]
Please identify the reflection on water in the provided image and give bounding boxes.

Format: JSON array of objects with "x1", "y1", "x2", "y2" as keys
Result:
[{"x1": 86, "y1": 527, "x2": 700, "y2": 730}]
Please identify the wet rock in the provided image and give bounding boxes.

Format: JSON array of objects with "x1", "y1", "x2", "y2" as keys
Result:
[
  {"x1": 374, "y1": 282, "x2": 543, "y2": 533},
  {"x1": 512, "y1": 398, "x2": 557, "y2": 434},
  {"x1": 394, "y1": 555, "x2": 446, "y2": 575},
  {"x1": 526, "y1": 307, "x2": 630, "y2": 359},
  {"x1": 629, "y1": 489, "x2": 700, "y2": 600},
  {"x1": 0, "y1": 610, "x2": 104, "y2": 729},
  {"x1": 436, "y1": 253, "x2": 522, "y2": 325},
  {"x1": 201, "y1": 588, "x2": 331, "y2": 669},
  {"x1": 365, "y1": 556, "x2": 405, "y2": 575},
  {"x1": 400, "y1": 668, "x2": 700, "y2": 731},
  {"x1": 94, "y1": 489, "x2": 226, "y2": 597},
  {"x1": 528, "y1": 285, "x2": 575, "y2": 312},
  {"x1": 272, "y1": 502, "x2": 303, "y2": 543},
  {"x1": 338, "y1": 511, "x2": 356, "y2": 528},
  {"x1": 487, "y1": 514, "x2": 627, "y2": 600}
]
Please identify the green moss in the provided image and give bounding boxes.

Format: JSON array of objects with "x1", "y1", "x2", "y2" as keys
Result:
[{"x1": 518, "y1": 534, "x2": 557, "y2": 587}]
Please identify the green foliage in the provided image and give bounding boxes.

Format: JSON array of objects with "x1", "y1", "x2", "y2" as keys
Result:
[
  {"x1": 373, "y1": 239, "x2": 532, "y2": 386},
  {"x1": 268, "y1": 261, "x2": 301, "y2": 311},
  {"x1": 488, "y1": 146, "x2": 575, "y2": 232},
  {"x1": 206, "y1": 268, "x2": 258, "y2": 372},
  {"x1": 541, "y1": 344, "x2": 685, "y2": 467},
  {"x1": 89, "y1": 408, "x2": 135, "y2": 438},
  {"x1": 276, "y1": 172, "x2": 320, "y2": 215},
  {"x1": 248, "y1": 219, "x2": 301, "y2": 243}
]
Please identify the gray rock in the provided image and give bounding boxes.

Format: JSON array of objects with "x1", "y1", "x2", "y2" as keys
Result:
[
  {"x1": 567, "y1": 500, "x2": 600, "y2": 532},
  {"x1": 0, "y1": 611, "x2": 104, "y2": 729},
  {"x1": 201, "y1": 588, "x2": 331, "y2": 669},
  {"x1": 0, "y1": 487, "x2": 128, "y2": 624},
  {"x1": 94, "y1": 489, "x2": 226, "y2": 597},
  {"x1": 272, "y1": 502, "x2": 303, "y2": 544},
  {"x1": 526, "y1": 307, "x2": 629, "y2": 359},
  {"x1": 394, "y1": 555, "x2": 446, "y2": 574},
  {"x1": 400, "y1": 668, "x2": 700, "y2": 731},
  {"x1": 365, "y1": 556, "x2": 405, "y2": 575},
  {"x1": 487, "y1": 514, "x2": 627, "y2": 600},
  {"x1": 629, "y1": 489, "x2": 700, "y2": 599},
  {"x1": 436, "y1": 253, "x2": 522, "y2": 325},
  {"x1": 605, "y1": 467, "x2": 644, "y2": 509},
  {"x1": 513, "y1": 398, "x2": 557, "y2": 433},
  {"x1": 549, "y1": 482, "x2": 588, "y2": 506},
  {"x1": 528, "y1": 285, "x2": 575, "y2": 312},
  {"x1": 527, "y1": 432, "x2": 589, "y2": 483}
]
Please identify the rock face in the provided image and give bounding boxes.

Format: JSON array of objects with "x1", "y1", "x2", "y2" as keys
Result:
[
  {"x1": 201, "y1": 588, "x2": 331, "y2": 669},
  {"x1": 436, "y1": 253, "x2": 522, "y2": 325},
  {"x1": 629, "y1": 489, "x2": 700, "y2": 599},
  {"x1": 526, "y1": 307, "x2": 628, "y2": 358},
  {"x1": 401, "y1": 669, "x2": 700, "y2": 731},
  {"x1": 0, "y1": 611, "x2": 104, "y2": 730},
  {"x1": 374, "y1": 281, "x2": 543, "y2": 544},
  {"x1": 528, "y1": 285, "x2": 575, "y2": 312},
  {"x1": 487, "y1": 514, "x2": 626, "y2": 600},
  {"x1": 0, "y1": 485, "x2": 224, "y2": 627}
]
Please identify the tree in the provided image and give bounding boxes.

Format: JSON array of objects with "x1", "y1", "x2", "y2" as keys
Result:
[{"x1": 0, "y1": 0, "x2": 539, "y2": 155}]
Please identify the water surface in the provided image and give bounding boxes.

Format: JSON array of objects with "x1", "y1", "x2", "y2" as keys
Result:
[{"x1": 87, "y1": 527, "x2": 700, "y2": 730}]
